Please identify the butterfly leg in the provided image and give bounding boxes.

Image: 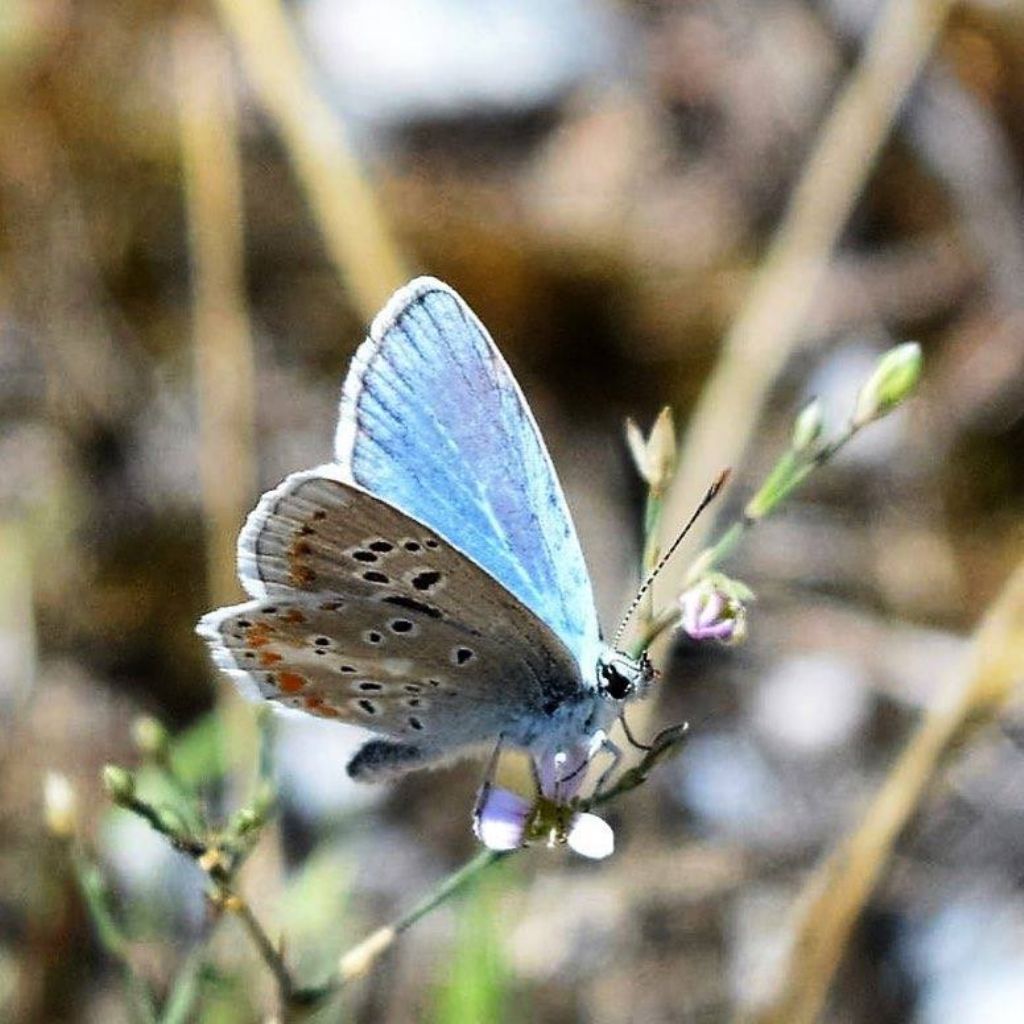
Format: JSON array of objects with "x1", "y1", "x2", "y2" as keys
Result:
[
  {"x1": 619, "y1": 712, "x2": 652, "y2": 752},
  {"x1": 472, "y1": 736, "x2": 505, "y2": 830},
  {"x1": 347, "y1": 739, "x2": 433, "y2": 782},
  {"x1": 592, "y1": 737, "x2": 623, "y2": 798}
]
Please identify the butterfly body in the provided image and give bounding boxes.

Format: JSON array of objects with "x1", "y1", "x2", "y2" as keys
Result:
[{"x1": 199, "y1": 278, "x2": 650, "y2": 781}]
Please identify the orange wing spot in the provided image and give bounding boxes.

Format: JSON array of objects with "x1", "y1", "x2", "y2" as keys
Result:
[
  {"x1": 291, "y1": 539, "x2": 313, "y2": 556},
  {"x1": 279, "y1": 671, "x2": 306, "y2": 693},
  {"x1": 291, "y1": 565, "x2": 317, "y2": 587},
  {"x1": 303, "y1": 693, "x2": 338, "y2": 717},
  {"x1": 282, "y1": 608, "x2": 307, "y2": 624},
  {"x1": 246, "y1": 625, "x2": 275, "y2": 648},
  {"x1": 259, "y1": 650, "x2": 283, "y2": 666}
]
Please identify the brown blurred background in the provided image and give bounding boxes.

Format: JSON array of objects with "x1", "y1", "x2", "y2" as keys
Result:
[{"x1": 2, "y1": 0, "x2": 1024, "y2": 1021}]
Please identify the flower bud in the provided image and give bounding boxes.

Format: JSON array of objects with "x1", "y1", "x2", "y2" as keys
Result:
[
  {"x1": 101, "y1": 764, "x2": 136, "y2": 806},
  {"x1": 792, "y1": 398, "x2": 824, "y2": 453},
  {"x1": 131, "y1": 716, "x2": 170, "y2": 760},
  {"x1": 678, "y1": 580, "x2": 748, "y2": 645},
  {"x1": 853, "y1": 342, "x2": 922, "y2": 425},
  {"x1": 43, "y1": 772, "x2": 78, "y2": 839},
  {"x1": 625, "y1": 407, "x2": 677, "y2": 494}
]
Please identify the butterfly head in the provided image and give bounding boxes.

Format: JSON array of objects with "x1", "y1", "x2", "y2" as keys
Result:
[{"x1": 595, "y1": 648, "x2": 655, "y2": 702}]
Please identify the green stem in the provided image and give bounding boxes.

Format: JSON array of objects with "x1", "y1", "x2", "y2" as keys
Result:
[
  {"x1": 397, "y1": 848, "x2": 507, "y2": 934},
  {"x1": 229, "y1": 895, "x2": 296, "y2": 1005},
  {"x1": 118, "y1": 794, "x2": 207, "y2": 860},
  {"x1": 638, "y1": 488, "x2": 664, "y2": 630},
  {"x1": 680, "y1": 418, "x2": 864, "y2": 592},
  {"x1": 71, "y1": 846, "x2": 158, "y2": 1024}
]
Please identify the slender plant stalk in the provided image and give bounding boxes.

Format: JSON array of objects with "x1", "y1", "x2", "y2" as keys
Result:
[
  {"x1": 659, "y1": 0, "x2": 956, "y2": 567},
  {"x1": 737, "y1": 557, "x2": 1024, "y2": 1024},
  {"x1": 210, "y1": 0, "x2": 409, "y2": 317},
  {"x1": 174, "y1": 19, "x2": 256, "y2": 611},
  {"x1": 70, "y1": 847, "x2": 158, "y2": 1024}
]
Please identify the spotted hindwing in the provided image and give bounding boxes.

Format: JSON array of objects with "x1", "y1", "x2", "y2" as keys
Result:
[{"x1": 198, "y1": 468, "x2": 586, "y2": 753}]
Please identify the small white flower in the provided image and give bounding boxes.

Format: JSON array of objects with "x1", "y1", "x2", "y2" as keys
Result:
[
  {"x1": 472, "y1": 742, "x2": 616, "y2": 858},
  {"x1": 566, "y1": 812, "x2": 615, "y2": 860},
  {"x1": 473, "y1": 787, "x2": 531, "y2": 851}
]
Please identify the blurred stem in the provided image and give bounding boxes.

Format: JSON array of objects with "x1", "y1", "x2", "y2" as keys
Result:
[
  {"x1": 738, "y1": 556, "x2": 1024, "y2": 1024},
  {"x1": 210, "y1": 0, "x2": 409, "y2": 318},
  {"x1": 681, "y1": 418, "x2": 862, "y2": 592},
  {"x1": 226, "y1": 894, "x2": 298, "y2": 1009},
  {"x1": 327, "y1": 849, "x2": 506, "y2": 995},
  {"x1": 174, "y1": 15, "x2": 260, "y2": 807},
  {"x1": 659, "y1": 0, "x2": 955, "y2": 569},
  {"x1": 638, "y1": 488, "x2": 664, "y2": 633},
  {"x1": 158, "y1": 949, "x2": 206, "y2": 1024},
  {"x1": 174, "y1": 18, "x2": 256, "y2": 611},
  {"x1": 70, "y1": 846, "x2": 158, "y2": 1024}
]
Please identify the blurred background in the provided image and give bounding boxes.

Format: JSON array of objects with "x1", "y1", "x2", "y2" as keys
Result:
[{"x1": 2, "y1": 0, "x2": 1024, "y2": 1021}]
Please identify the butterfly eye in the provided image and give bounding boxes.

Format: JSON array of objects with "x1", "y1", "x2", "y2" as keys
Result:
[{"x1": 599, "y1": 662, "x2": 633, "y2": 701}]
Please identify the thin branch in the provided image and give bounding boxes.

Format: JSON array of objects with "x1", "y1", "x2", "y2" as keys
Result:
[
  {"x1": 327, "y1": 849, "x2": 506, "y2": 993},
  {"x1": 70, "y1": 846, "x2": 158, "y2": 1024},
  {"x1": 227, "y1": 895, "x2": 296, "y2": 1005},
  {"x1": 737, "y1": 556, "x2": 1024, "y2": 1024}
]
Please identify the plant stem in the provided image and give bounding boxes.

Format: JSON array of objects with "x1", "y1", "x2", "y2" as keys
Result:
[
  {"x1": 228, "y1": 894, "x2": 296, "y2": 1004},
  {"x1": 71, "y1": 846, "x2": 158, "y2": 1024}
]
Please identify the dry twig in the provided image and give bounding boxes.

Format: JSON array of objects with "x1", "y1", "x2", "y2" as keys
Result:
[
  {"x1": 211, "y1": 0, "x2": 409, "y2": 318},
  {"x1": 738, "y1": 557, "x2": 1024, "y2": 1024}
]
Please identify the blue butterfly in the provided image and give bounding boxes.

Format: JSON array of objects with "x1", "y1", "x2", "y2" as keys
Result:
[{"x1": 198, "y1": 278, "x2": 653, "y2": 783}]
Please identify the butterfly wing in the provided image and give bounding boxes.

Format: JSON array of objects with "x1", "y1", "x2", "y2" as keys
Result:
[
  {"x1": 335, "y1": 277, "x2": 602, "y2": 675},
  {"x1": 198, "y1": 467, "x2": 590, "y2": 766}
]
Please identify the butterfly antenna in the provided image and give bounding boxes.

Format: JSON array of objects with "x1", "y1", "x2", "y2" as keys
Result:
[{"x1": 612, "y1": 468, "x2": 730, "y2": 650}]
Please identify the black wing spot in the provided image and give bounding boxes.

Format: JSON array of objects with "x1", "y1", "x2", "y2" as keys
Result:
[
  {"x1": 339, "y1": 665, "x2": 357, "y2": 673},
  {"x1": 364, "y1": 630, "x2": 383, "y2": 645},
  {"x1": 358, "y1": 699, "x2": 378, "y2": 716},
  {"x1": 363, "y1": 571, "x2": 390, "y2": 584},
  {"x1": 408, "y1": 716, "x2": 424, "y2": 731},
  {"x1": 454, "y1": 647, "x2": 475, "y2": 666},
  {"x1": 353, "y1": 550, "x2": 378, "y2": 563},
  {"x1": 404, "y1": 684, "x2": 422, "y2": 694},
  {"x1": 358, "y1": 682, "x2": 383, "y2": 692},
  {"x1": 312, "y1": 510, "x2": 327, "y2": 521},
  {"x1": 403, "y1": 540, "x2": 421, "y2": 552},
  {"x1": 382, "y1": 595, "x2": 442, "y2": 619},
  {"x1": 369, "y1": 540, "x2": 393, "y2": 553},
  {"x1": 314, "y1": 637, "x2": 331, "y2": 646},
  {"x1": 389, "y1": 619, "x2": 414, "y2": 634},
  {"x1": 263, "y1": 606, "x2": 278, "y2": 615},
  {"x1": 424, "y1": 538, "x2": 439, "y2": 549},
  {"x1": 237, "y1": 619, "x2": 252, "y2": 628},
  {"x1": 412, "y1": 571, "x2": 442, "y2": 591},
  {"x1": 406, "y1": 698, "x2": 422, "y2": 708}
]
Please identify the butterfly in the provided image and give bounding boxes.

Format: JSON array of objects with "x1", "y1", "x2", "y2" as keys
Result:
[{"x1": 197, "y1": 277, "x2": 653, "y2": 784}]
